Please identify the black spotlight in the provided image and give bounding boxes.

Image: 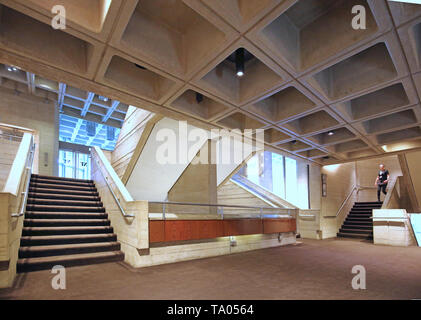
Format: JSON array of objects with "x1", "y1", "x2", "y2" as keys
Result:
[
  {"x1": 235, "y1": 48, "x2": 245, "y2": 77},
  {"x1": 196, "y1": 92, "x2": 203, "y2": 103},
  {"x1": 291, "y1": 140, "x2": 297, "y2": 145},
  {"x1": 322, "y1": 156, "x2": 330, "y2": 160}
]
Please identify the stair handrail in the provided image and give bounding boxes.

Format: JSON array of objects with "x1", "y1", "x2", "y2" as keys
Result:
[
  {"x1": 323, "y1": 184, "x2": 357, "y2": 218},
  {"x1": 92, "y1": 146, "x2": 135, "y2": 218},
  {"x1": 11, "y1": 140, "x2": 35, "y2": 218},
  {"x1": 2, "y1": 132, "x2": 35, "y2": 217}
]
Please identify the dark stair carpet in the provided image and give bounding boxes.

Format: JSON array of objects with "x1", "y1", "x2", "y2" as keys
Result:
[
  {"x1": 17, "y1": 174, "x2": 124, "y2": 273},
  {"x1": 337, "y1": 201, "x2": 383, "y2": 241}
]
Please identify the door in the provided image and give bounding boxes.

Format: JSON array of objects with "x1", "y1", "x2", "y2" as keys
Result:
[{"x1": 59, "y1": 149, "x2": 91, "y2": 179}]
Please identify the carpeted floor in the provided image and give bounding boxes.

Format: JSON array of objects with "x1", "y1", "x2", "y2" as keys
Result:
[{"x1": 1, "y1": 238, "x2": 421, "y2": 300}]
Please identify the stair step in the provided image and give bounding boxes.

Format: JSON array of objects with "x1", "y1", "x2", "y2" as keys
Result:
[
  {"x1": 28, "y1": 187, "x2": 99, "y2": 197},
  {"x1": 29, "y1": 182, "x2": 96, "y2": 192},
  {"x1": 346, "y1": 217, "x2": 372, "y2": 221},
  {"x1": 22, "y1": 226, "x2": 113, "y2": 236},
  {"x1": 19, "y1": 242, "x2": 120, "y2": 258},
  {"x1": 32, "y1": 174, "x2": 93, "y2": 184},
  {"x1": 17, "y1": 250, "x2": 124, "y2": 273},
  {"x1": 21, "y1": 233, "x2": 117, "y2": 246},
  {"x1": 28, "y1": 192, "x2": 101, "y2": 202},
  {"x1": 339, "y1": 228, "x2": 373, "y2": 234},
  {"x1": 24, "y1": 219, "x2": 110, "y2": 227},
  {"x1": 337, "y1": 232, "x2": 373, "y2": 239},
  {"x1": 25, "y1": 211, "x2": 108, "y2": 219},
  {"x1": 348, "y1": 213, "x2": 372, "y2": 217},
  {"x1": 31, "y1": 178, "x2": 94, "y2": 187},
  {"x1": 342, "y1": 223, "x2": 373, "y2": 229},
  {"x1": 355, "y1": 202, "x2": 383, "y2": 205},
  {"x1": 25, "y1": 204, "x2": 105, "y2": 213},
  {"x1": 27, "y1": 198, "x2": 103, "y2": 207}
]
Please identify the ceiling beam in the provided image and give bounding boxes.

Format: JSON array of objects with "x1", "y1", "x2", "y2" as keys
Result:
[
  {"x1": 81, "y1": 92, "x2": 95, "y2": 117},
  {"x1": 61, "y1": 106, "x2": 122, "y2": 128},
  {"x1": 86, "y1": 124, "x2": 104, "y2": 146},
  {"x1": 57, "y1": 83, "x2": 66, "y2": 112},
  {"x1": 71, "y1": 118, "x2": 84, "y2": 143},
  {"x1": 103, "y1": 99, "x2": 120, "y2": 122},
  {"x1": 26, "y1": 72, "x2": 35, "y2": 95}
]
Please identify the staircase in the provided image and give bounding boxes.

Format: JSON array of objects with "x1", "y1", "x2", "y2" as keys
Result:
[
  {"x1": 17, "y1": 174, "x2": 124, "y2": 273},
  {"x1": 337, "y1": 201, "x2": 383, "y2": 240}
]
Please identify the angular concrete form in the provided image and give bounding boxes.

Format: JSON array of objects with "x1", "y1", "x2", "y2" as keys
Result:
[{"x1": 0, "y1": 0, "x2": 420, "y2": 164}]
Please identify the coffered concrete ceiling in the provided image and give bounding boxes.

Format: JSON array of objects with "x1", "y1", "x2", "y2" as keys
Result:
[{"x1": 1, "y1": 0, "x2": 421, "y2": 165}]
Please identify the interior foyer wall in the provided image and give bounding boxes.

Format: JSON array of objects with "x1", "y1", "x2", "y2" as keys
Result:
[
  {"x1": 0, "y1": 88, "x2": 58, "y2": 176},
  {"x1": 111, "y1": 106, "x2": 153, "y2": 180},
  {"x1": 319, "y1": 155, "x2": 402, "y2": 238}
]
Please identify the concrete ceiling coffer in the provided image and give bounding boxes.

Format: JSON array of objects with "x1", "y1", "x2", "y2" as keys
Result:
[
  {"x1": 216, "y1": 111, "x2": 267, "y2": 131},
  {"x1": 243, "y1": 83, "x2": 322, "y2": 124},
  {"x1": 307, "y1": 127, "x2": 357, "y2": 146},
  {"x1": 10, "y1": 0, "x2": 123, "y2": 41},
  {"x1": 99, "y1": 51, "x2": 181, "y2": 105},
  {"x1": 0, "y1": 4, "x2": 104, "y2": 79},
  {"x1": 110, "y1": 0, "x2": 236, "y2": 80},
  {"x1": 332, "y1": 79, "x2": 417, "y2": 122},
  {"x1": 277, "y1": 139, "x2": 312, "y2": 153},
  {"x1": 192, "y1": 38, "x2": 291, "y2": 107},
  {"x1": 282, "y1": 109, "x2": 341, "y2": 136},
  {"x1": 247, "y1": 0, "x2": 391, "y2": 76},
  {"x1": 166, "y1": 87, "x2": 233, "y2": 121},
  {"x1": 376, "y1": 126, "x2": 421, "y2": 146}
]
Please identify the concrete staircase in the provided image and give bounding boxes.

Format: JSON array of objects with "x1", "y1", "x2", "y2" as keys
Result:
[
  {"x1": 17, "y1": 174, "x2": 124, "y2": 273},
  {"x1": 337, "y1": 202, "x2": 383, "y2": 240}
]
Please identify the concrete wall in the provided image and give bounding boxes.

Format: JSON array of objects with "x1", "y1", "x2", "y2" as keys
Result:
[
  {"x1": 0, "y1": 88, "x2": 58, "y2": 176},
  {"x1": 403, "y1": 150, "x2": 421, "y2": 210},
  {"x1": 0, "y1": 139, "x2": 20, "y2": 190},
  {"x1": 168, "y1": 140, "x2": 217, "y2": 208}
]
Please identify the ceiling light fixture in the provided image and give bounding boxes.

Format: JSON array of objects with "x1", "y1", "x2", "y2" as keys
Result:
[
  {"x1": 235, "y1": 48, "x2": 245, "y2": 77},
  {"x1": 6, "y1": 65, "x2": 19, "y2": 72},
  {"x1": 98, "y1": 95, "x2": 108, "y2": 102},
  {"x1": 327, "y1": 131, "x2": 334, "y2": 136}
]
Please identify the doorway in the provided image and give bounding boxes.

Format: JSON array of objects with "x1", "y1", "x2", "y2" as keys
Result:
[{"x1": 58, "y1": 149, "x2": 91, "y2": 180}]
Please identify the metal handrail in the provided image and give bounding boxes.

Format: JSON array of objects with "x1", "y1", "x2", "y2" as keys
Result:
[
  {"x1": 95, "y1": 158, "x2": 134, "y2": 218},
  {"x1": 149, "y1": 201, "x2": 289, "y2": 210},
  {"x1": 149, "y1": 201, "x2": 295, "y2": 220},
  {"x1": 323, "y1": 185, "x2": 357, "y2": 218},
  {"x1": 11, "y1": 141, "x2": 35, "y2": 218}
]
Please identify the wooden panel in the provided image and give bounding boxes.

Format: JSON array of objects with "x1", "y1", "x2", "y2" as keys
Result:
[
  {"x1": 223, "y1": 219, "x2": 263, "y2": 236},
  {"x1": 149, "y1": 218, "x2": 295, "y2": 243},
  {"x1": 164, "y1": 220, "x2": 224, "y2": 242},
  {"x1": 149, "y1": 220, "x2": 165, "y2": 243},
  {"x1": 263, "y1": 218, "x2": 296, "y2": 234}
]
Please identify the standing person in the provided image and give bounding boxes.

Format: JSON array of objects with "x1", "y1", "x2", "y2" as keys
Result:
[{"x1": 374, "y1": 164, "x2": 390, "y2": 202}]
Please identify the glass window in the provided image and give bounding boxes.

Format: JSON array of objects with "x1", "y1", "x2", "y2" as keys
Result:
[
  {"x1": 272, "y1": 152, "x2": 285, "y2": 198},
  {"x1": 235, "y1": 151, "x2": 309, "y2": 209},
  {"x1": 285, "y1": 157, "x2": 298, "y2": 205},
  {"x1": 59, "y1": 150, "x2": 91, "y2": 179}
]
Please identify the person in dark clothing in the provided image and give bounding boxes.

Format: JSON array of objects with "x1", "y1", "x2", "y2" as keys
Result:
[{"x1": 374, "y1": 164, "x2": 390, "y2": 202}]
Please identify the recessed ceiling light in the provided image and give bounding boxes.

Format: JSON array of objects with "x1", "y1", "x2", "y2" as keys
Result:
[
  {"x1": 327, "y1": 131, "x2": 334, "y2": 136},
  {"x1": 6, "y1": 65, "x2": 19, "y2": 72},
  {"x1": 98, "y1": 95, "x2": 108, "y2": 102},
  {"x1": 235, "y1": 48, "x2": 245, "y2": 77}
]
